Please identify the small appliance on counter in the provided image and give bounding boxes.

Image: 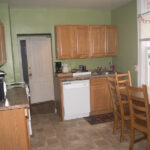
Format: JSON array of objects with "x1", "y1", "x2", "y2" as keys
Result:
[
  {"x1": 0, "y1": 70, "x2": 7, "y2": 101},
  {"x1": 79, "y1": 65, "x2": 87, "y2": 72},
  {"x1": 55, "y1": 62, "x2": 62, "y2": 73},
  {"x1": 62, "y1": 63, "x2": 69, "y2": 73}
]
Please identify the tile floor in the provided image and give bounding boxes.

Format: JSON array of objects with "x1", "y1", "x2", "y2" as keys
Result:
[{"x1": 30, "y1": 113, "x2": 146, "y2": 150}]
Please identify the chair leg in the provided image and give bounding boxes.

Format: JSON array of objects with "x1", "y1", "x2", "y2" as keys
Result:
[
  {"x1": 113, "y1": 114, "x2": 118, "y2": 135},
  {"x1": 129, "y1": 128, "x2": 135, "y2": 150},
  {"x1": 147, "y1": 135, "x2": 150, "y2": 150},
  {"x1": 120, "y1": 120, "x2": 125, "y2": 142}
]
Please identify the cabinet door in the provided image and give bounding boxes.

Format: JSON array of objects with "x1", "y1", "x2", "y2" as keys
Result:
[
  {"x1": 106, "y1": 26, "x2": 118, "y2": 56},
  {"x1": 0, "y1": 108, "x2": 30, "y2": 150},
  {"x1": 75, "y1": 25, "x2": 90, "y2": 58},
  {"x1": 89, "y1": 26, "x2": 106, "y2": 57},
  {"x1": 56, "y1": 26, "x2": 76, "y2": 59},
  {"x1": 90, "y1": 77, "x2": 112, "y2": 115},
  {"x1": 0, "y1": 22, "x2": 6, "y2": 66}
]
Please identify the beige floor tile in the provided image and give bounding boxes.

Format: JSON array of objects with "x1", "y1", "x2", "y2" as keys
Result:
[{"x1": 30, "y1": 113, "x2": 147, "y2": 150}]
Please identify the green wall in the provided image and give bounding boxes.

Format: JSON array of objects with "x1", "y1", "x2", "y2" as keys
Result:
[
  {"x1": 0, "y1": 1, "x2": 138, "y2": 83},
  {"x1": 111, "y1": 0, "x2": 138, "y2": 85},
  {"x1": 0, "y1": 4, "x2": 14, "y2": 82},
  {"x1": 10, "y1": 8, "x2": 112, "y2": 82}
]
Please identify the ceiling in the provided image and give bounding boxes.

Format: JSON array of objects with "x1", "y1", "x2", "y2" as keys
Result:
[{"x1": 0, "y1": 0, "x2": 133, "y2": 10}]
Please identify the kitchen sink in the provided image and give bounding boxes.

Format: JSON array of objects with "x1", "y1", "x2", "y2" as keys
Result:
[
  {"x1": 101, "y1": 71, "x2": 114, "y2": 75},
  {"x1": 91, "y1": 71, "x2": 114, "y2": 76}
]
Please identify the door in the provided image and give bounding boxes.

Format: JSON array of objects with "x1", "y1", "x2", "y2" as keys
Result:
[
  {"x1": 90, "y1": 77, "x2": 112, "y2": 115},
  {"x1": 75, "y1": 25, "x2": 90, "y2": 58},
  {"x1": 26, "y1": 36, "x2": 54, "y2": 104},
  {"x1": 56, "y1": 25, "x2": 76, "y2": 59},
  {"x1": 106, "y1": 26, "x2": 118, "y2": 56},
  {"x1": 89, "y1": 25, "x2": 106, "y2": 57}
]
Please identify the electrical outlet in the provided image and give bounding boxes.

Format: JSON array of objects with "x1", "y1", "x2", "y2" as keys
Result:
[{"x1": 134, "y1": 65, "x2": 138, "y2": 72}]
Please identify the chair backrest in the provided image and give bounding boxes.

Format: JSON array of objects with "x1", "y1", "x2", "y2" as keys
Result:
[
  {"x1": 127, "y1": 85, "x2": 150, "y2": 133},
  {"x1": 114, "y1": 71, "x2": 132, "y2": 118},
  {"x1": 115, "y1": 71, "x2": 132, "y2": 92},
  {"x1": 107, "y1": 76, "x2": 120, "y2": 115}
]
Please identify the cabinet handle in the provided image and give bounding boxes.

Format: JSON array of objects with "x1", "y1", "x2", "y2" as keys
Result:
[{"x1": 25, "y1": 109, "x2": 29, "y2": 119}]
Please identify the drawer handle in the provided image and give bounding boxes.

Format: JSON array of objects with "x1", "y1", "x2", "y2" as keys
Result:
[{"x1": 25, "y1": 109, "x2": 29, "y2": 119}]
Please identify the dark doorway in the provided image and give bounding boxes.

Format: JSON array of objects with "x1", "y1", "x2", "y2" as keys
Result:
[{"x1": 20, "y1": 40, "x2": 29, "y2": 84}]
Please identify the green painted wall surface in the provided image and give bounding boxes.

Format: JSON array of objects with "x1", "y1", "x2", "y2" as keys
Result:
[
  {"x1": 0, "y1": 4, "x2": 14, "y2": 82},
  {"x1": 111, "y1": 0, "x2": 138, "y2": 85},
  {"x1": 10, "y1": 9, "x2": 112, "y2": 81}
]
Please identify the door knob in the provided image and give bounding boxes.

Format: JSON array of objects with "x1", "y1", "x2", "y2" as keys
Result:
[{"x1": 28, "y1": 73, "x2": 32, "y2": 77}]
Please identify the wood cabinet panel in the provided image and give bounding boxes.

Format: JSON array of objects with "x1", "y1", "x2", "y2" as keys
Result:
[
  {"x1": 56, "y1": 26, "x2": 76, "y2": 59},
  {"x1": 0, "y1": 22, "x2": 6, "y2": 66},
  {"x1": 0, "y1": 108, "x2": 30, "y2": 150},
  {"x1": 89, "y1": 26, "x2": 106, "y2": 57},
  {"x1": 56, "y1": 25, "x2": 118, "y2": 59},
  {"x1": 106, "y1": 26, "x2": 118, "y2": 56},
  {"x1": 90, "y1": 77, "x2": 112, "y2": 115},
  {"x1": 76, "y1": 26, "x2": 90, "y2": 58}
]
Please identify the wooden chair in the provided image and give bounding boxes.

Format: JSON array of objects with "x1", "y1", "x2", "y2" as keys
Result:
[
  {"x1": 115, "y1": 71, "x2": 132, "y2": 142},
  {"x1": 107, "y1": 76, "x2": 121, "y2": 135},
  {"x1": 127, "y1": 85, "x2": 150, "y2": 150}
]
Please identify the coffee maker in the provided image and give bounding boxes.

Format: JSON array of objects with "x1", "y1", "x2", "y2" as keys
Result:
[
  {"x1": 0, "y1": 70, "x2": 6, "y2": 101},
  {"x1": 55, "y1": 62, "x2": 62, "y2": 73}
]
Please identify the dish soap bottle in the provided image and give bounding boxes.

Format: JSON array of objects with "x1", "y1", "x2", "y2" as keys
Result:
[{"x1": 109, "y1": 62, "x2": 115, "y2": 72}]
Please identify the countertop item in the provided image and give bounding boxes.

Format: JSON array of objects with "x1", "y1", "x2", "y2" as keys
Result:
[
  {"x1": 62, "y1": 63, "x2": 69, "y2": 73},
  {"x1": 0, "y1": 87, "x2": 29, "y2": 111}
]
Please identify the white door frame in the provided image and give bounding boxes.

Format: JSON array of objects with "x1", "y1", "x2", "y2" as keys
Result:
[
  {"x1": 18, "y1": 35, "x2": 55, "y2": 103},
  {"x1": 18, "y1": 35, "x2": 52, "y2": 82}
]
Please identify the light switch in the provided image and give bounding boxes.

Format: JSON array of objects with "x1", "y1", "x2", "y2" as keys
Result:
[{"x1": 134, "y1": 65, "x2": 138, "y2": 72}]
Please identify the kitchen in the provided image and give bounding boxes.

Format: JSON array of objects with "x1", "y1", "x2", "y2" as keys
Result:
[{"x1": 0, "y1": 0, "x2": 149, "y2": 150}]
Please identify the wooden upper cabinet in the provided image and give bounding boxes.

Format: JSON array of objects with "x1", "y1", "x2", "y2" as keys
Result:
[
  {"x1": 0, "y1": 22, "x2": 6, "y2": 66},
  {"x1": 106, "y1": 25, "x2": 118, "y2": 56},
  {"x1": 89, "y1": 26, "x2": 106, "y2": 57},
  {"x1": 56, "y1": 26, "x2": 76, "y2": 59},
  {"x1": 56, "y1": 25, "x2": 118, "y2": 59},
  {"x1": 75, "y1": 26, "x2": 90, "y2": 58}
]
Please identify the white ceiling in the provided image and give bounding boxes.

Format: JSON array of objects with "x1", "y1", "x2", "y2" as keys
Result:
[{"x1": 0, "y1": 0, "x2": 133, "y2": 10}]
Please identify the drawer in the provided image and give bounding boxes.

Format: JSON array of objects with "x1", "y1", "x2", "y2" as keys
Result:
[{"x1": 90, "y1": 77, "x2": 107, "y2": 85}]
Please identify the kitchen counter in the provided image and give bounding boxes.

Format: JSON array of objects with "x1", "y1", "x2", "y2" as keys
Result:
[
  {"x1": 54, "y1": 72, "x2": 114, "y2": 120},
  {"x1": 57, "y1": 73, "x2": 114, "y2": 82},
  {"x1": 0, "y1": 87, "x2": 29, "y2": 111}
]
